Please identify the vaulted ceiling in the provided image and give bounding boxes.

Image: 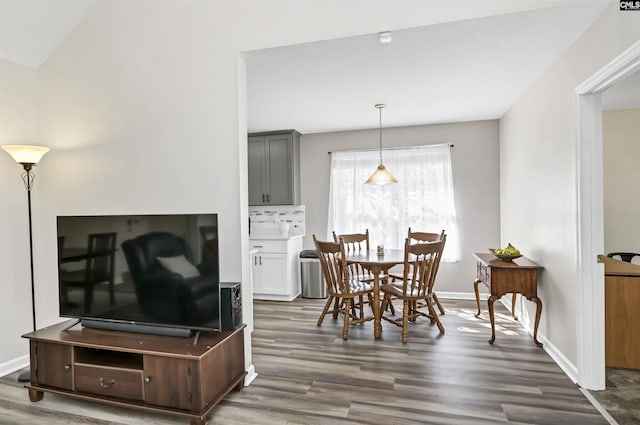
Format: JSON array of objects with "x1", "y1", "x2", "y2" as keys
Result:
[{"x1": 1, "y1": 0, "x2": 637, "y2": 135}]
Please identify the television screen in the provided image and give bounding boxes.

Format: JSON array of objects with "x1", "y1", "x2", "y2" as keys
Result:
[{"x1": 57, "y1": 213, "x2": 220, "y2": 334}]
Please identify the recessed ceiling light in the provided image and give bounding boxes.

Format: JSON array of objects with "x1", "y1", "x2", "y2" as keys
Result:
[{"x1": 379, "y1": 31, "x2": 392, "y2": 44}]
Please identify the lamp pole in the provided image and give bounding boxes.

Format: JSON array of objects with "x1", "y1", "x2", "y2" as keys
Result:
[
  {"x1": 22, "y1": 163, "x2": 37, "y2": 334},
  {"x1": 2, "y1": 145, "x2": 50, "y2": 383}
]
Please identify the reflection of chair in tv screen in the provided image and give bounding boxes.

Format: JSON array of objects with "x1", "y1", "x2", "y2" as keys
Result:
[
  {"x1": 199, "y1": 225, "x2": 219, "y2": 273},
  {"x1": 121, "y1": 231, "x2": 219, "y2": 326},
  {"x1": 60, "y1": 232, "x2": 117, "y2": 314}
]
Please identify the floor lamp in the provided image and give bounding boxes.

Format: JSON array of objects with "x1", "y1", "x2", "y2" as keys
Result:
[{"x1": 2, "y1": 145, "x2": 50, "y2": 383}]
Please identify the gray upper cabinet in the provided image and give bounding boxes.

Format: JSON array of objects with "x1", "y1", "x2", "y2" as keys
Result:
[{"x1": 248, "y1": 130, "x2": 301, "y2": 206}]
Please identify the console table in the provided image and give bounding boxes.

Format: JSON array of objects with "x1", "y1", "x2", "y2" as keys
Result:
[
  {"x1": 23, "y1": 322, "x2": 246, "y2": 425},
  {"x1": 472, "y1": 253, "x2": 543, "y2": 347}
]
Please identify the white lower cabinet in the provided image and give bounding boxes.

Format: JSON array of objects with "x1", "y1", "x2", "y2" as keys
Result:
[{"x1": 250, "y1": 237, "x2": 302, "y2": 301}]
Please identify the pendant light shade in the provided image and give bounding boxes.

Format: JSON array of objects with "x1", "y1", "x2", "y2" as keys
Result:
[{"x1": 365, "y1": 104, "x2": 398, "y2": 185}]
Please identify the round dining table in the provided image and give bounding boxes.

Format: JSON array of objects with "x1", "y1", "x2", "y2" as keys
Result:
[{"x1": 344, "y1": 248, "x2": 406, "y2": 339}]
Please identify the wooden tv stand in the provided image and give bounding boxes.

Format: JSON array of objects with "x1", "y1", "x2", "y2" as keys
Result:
[{"x1": 23, "y1": 321, "x2": 246, "y2": 425}]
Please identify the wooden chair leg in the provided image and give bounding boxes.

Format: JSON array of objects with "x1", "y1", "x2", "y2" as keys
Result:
[
  {"x1": 342, "y1": 298, "x2": 351, "y2": 340},
  {"x1": 433, "y1": 292, "x2": 445, "y2": 315},
  {"x1": 317, "y1": 296, "x2": 334, "y2": 326},
  {"x1": 332, "y1": 297, "x2": 340, "y2": 319},
  {"x1": 402, "y1": 299, "x2": 409, "y2": 343},
  {"x1": 427, "y1": 297, "x2": 445, "y2": 334},
  {"x1": 388, "y1": 298, "x2": 396, "y2": 315}
]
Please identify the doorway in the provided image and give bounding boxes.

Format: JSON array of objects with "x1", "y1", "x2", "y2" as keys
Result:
[{"x1": 575, "y1": 39, "x2": 640, "y2": 390}]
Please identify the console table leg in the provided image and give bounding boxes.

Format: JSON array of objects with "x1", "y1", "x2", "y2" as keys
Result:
[
  {"x1": 530, "y1": 296, "x2": 544, "y2": 348},
  {"x1": 190, "y1": 417, "x2": 206, "y2": 425},
  {"x1": 473, "y1": 278, "x2": 482, "y2": 317},
  {"x1": 511, "y1": 293, "x2": 518, "y2": 320},
  {"x1": 487, "y1": 295, "x2": 498, "y2": 344},
  {"x1": 28, "y1": 388, "x2": 44, "y2": 402}
]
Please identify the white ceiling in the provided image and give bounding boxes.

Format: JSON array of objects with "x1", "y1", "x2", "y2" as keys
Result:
[
  {"x1": 247, "y1": 1, "x2": 614, "y2": 134},
  {"x1": 0, "y1": 0, "x2": 96, "y2": 69},
  {"x1": 1, "y1": 0, "x2": 636, "y2": 135}
]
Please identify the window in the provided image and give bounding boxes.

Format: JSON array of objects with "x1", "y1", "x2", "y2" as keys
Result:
[{"x1": 327, "y1": 144, "x2": 460, "y2": 262}]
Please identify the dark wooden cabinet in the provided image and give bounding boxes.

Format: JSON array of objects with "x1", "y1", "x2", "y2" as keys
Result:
[
  {"x1": 473, "y1": 253, "x2": 543, "y2": 347},
  {"x1": 24, "y1": 322, "x2": 246, "y2": 425},
  {"x1": 34, "y1": 342, "x2": 73, "y2": 390}
]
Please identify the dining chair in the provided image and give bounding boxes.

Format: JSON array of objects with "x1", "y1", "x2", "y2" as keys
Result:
[
  {"x1": 606, "y1": 252, "x2": 640, "y2": 264},
  {"x1": 388, "y1": 228, "x2": 447, "y2": 315},
  {"x1": 313, "y1": 235, "x2": 375, "y2": 340},
  {"x1": 381, "y1": 237, "x2": 446, "y2": 343},
  {"x1": 332, "y1": 229, "x2": 381, "y2": 314},
  {"x1": 61, "y1": 232, "x2": 117, "y2": 314}
]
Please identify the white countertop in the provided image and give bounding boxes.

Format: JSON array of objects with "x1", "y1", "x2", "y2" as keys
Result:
[{"x1": 249, "y1": 234, "x2": 305, "y2": 241}]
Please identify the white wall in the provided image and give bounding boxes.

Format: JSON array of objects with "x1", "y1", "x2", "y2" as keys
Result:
[
  {"x1": 603, "y1": 109, "x2": 640, "y2": 254},
  {"x1": 500, "y1": 3, "x2": 640, "y2": 367},
  {"x1": 0, "y1": 59, "x2": 40, "y2": 365},
  {"x1": 300, "y1": 120, "x2": 500, "y2": 294}
]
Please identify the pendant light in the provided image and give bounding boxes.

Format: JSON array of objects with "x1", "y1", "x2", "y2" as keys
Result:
[{"x1": 365, "y1": 103, "x2": 398, "y2": 185}]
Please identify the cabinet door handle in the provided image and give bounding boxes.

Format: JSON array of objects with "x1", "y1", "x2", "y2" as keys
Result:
[
  {"x1": 259, "y1": 256, "x2": 262, "y2": 265},
  {"x1": 64, "y1": 365, "x2": 71, "y2": 371},
  {"x1": 98, "y1": 377, "x2": 116, "y2": 388},
  {"x1": 144, "y1": 376, "x2": 152, "y2": 384},
  {"x1": 254, "y1": 256, "x2": 257, "y2": 265},
  {"x1": 266, "y1": 193, "x2": 270, "y2": 203},
  {"x1": 262, "y1": 194, "x2": 265, "y2": 202}
]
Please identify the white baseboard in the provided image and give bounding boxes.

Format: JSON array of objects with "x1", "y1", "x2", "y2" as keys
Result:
[
  {"x1": 244, "y1": 364, "x2": 258, "y2": 386},
  {"x1": 0, "y1": 354, "x2": 29, "y2": 378},
  {"x1": 438, "y1": 291, "x2": 487, "y2": 301}
]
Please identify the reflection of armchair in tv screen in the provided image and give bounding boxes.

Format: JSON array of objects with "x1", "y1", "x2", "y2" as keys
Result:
[{"x1": 121, "y1": 231, "x2": 219, "y2": 326}]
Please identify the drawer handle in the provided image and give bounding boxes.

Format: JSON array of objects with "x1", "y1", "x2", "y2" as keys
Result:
[{"x1": 98, "y1": 377, "x2": 116, "y2": 388}]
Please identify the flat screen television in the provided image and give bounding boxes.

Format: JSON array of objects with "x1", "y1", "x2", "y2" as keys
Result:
[{"x1": 57, "y1": 213, "x2": 220, "y2": 337}]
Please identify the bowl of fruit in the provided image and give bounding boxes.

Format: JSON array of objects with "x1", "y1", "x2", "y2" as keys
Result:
[{"x1": 489, "y1": 243, "x2": 522, "y2": 262}]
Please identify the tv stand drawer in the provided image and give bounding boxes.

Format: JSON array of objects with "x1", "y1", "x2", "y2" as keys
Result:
[{"x1": 75, "y1": 364, "x2": 144, "y2": 401}]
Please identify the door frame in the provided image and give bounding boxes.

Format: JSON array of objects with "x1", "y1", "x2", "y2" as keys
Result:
[{"x1": 575, "y1": 39, "x2": 640, "y2": 390}]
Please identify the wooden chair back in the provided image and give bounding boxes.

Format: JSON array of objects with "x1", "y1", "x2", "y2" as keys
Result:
[
  {"x1": 333, "y1": 229, "x2": 369, "y2": 252},
  {"x1": 313, "y1": 235, "x2": 351, "y2": 296},
  {"x1": 407, "y1": 228, "x2": 445, "y2": 243},
  {"x1": 400, "y1": 237, "x2": 446, "y2": 299},
  {"x1": 332, "y1": 229, "x2": 370, "y2": 279}
]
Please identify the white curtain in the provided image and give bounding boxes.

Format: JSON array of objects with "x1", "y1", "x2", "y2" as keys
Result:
[{"x1": 327, "y1": 144, "x2": 460, "y2": 262}]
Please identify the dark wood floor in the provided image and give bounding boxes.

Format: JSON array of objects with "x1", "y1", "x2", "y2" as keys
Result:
[{"x1": 0, "y1": 298, "x2": 610, "y2": 424}]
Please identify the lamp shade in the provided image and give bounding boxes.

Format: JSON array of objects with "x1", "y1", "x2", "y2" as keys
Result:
[
  {"x1": 365, "y1": 164, "x2": 398, "y2": 185},
  {"x1": 2, "y1": 145, "x2": 50, "y2": 165}
]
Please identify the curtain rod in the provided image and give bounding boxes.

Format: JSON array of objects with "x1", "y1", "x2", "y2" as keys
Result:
[{"x1": 327, "y1": 143, "x2": 454, "y2": 154}]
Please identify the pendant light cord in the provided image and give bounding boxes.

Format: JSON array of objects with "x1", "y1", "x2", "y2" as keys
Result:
[
  {"x1": 376, "y1": 103, "x2": 386, "y2": 164},
  {"x1": 379, "y1": 106, "x2": 383, "y2": 164}
]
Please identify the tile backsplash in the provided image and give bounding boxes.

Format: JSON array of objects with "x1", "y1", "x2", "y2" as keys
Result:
[{"x1": 249, "y1": 205, "x2": 305, "y2": 237}]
